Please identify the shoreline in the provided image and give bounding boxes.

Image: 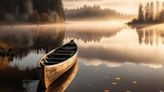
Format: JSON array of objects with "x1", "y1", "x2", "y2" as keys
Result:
[
  {"x1": 127, "y1": 22, "x2": 164, "y2": 31},
  {"x1": 126, "y1": 21, "x2": 164, "y2": 29},
  {"x1": 140, "y1": 23, "x2": 164, "y2": 31},
  {"x1": 127, "y1": 23, "x2": 154, "y2": 29}
]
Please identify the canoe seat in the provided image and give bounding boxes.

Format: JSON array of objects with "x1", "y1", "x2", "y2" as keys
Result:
[
  {"x1": 50, "y1": 53, "x2": 73, "y2": 56},
  {"x1": 46, "y1": 58, "x2": 67, "y2": 62},
  {"x1": 48, "y1": 54, "x2": 71, "y2": 58},
  {"x1": 55, "y1": 50, "x2": 76, "y2": 54},
  {"x1": 44, "y1": 62, "x2": 59, "y2": 65},
  {"x1": 60, "y1": 47, "x2": 76, "y2": 49},
  {"x1": 58, "y1": 48, "x2": 76, "y2": 51}
]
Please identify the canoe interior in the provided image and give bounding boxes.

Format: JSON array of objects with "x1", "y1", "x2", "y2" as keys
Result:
[{"x1": 43, "y1": 40, "x2": 77, "y2": 65}]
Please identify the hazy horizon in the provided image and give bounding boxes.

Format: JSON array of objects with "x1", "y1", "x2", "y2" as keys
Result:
[{"x1": 63, "y1": 0, "x2": 164, "y2": 14}]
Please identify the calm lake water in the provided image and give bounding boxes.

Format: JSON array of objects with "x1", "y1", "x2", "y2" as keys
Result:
[{"x1": 0, "y1": 21, "x2": 164, "y2": 92}]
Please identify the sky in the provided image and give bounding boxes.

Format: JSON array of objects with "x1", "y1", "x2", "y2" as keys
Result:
[{"x1": 63, "y1": 0, "x2": 164, "y2": 14}]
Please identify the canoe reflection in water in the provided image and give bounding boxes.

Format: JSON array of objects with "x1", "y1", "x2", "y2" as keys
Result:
[{"x1": 37, "y1": 63, "x2": 78, "y2": 92}]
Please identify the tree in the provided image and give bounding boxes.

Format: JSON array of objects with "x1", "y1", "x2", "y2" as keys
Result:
[
  {"x1": 159, "y1": 2, "x2": 164, "y2": 21},
  {"x1": 138, "y1": 3, "x2": 144, "y2": 22},
  {"x1": 156, "y1": 1, "x2": 160, "y2": 21},
  {"x1": 149, "y1": 2, "x2": 154, "y2": 21},
  {"x1": 145, "y1": 3, "x2": 149, "y2": 21}
]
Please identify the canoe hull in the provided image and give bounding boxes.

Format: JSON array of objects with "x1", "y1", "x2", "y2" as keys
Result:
[
  {"x1": 46, "y1": 63, "x2": 78, "y2": 92},
  {"x1": 37, "y1": 52, "x2": 78, "y2": 88}
]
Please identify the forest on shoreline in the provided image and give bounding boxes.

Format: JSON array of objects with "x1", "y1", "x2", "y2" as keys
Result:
[{"x1": 65, "y1": 5, "x2": 134, "y2": 20}]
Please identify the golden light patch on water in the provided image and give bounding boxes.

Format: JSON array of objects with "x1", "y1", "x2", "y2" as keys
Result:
[
  {"x1": 115, "y1": 77, "x2": 121, "y2": 80},
  {"x1": 126, "y1": 90, "x2": 131, "y2": 92},
  {"x1": 132, "y1": 81, "x2": 137, "y2": 84},
  {"x1": 104, "y1": 89, "x2": 110, "y2": 92},
  {"x1": 112, "y1": 82, "x2": 117, "y2": 85}
]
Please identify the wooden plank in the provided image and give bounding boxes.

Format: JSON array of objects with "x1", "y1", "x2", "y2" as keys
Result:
[
  {"x1": 55, "y1": 50, "x2": 75, "y2": 53},
  {"x1": 44, "y1": 62, "x2": 59, "y2": 65}
]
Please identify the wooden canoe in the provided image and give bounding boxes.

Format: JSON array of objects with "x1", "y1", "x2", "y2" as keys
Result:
[{"x1": 37, "y1": 40, "x2": 78, "y2": 88}]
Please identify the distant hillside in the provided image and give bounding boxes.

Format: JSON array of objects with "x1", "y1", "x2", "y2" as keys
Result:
[
  {"x1": 0, "y1": 0, "x2": 65, "y2": 24},
  {"x1": 65, "y1": 5, "x2": 134, "y2": 20}
]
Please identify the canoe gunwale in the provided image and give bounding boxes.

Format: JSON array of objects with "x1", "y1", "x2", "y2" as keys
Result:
[{"x1": 37, "y1": 43, "x2": 77, "y2": 68}]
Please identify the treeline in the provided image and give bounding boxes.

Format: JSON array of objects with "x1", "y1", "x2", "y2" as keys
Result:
[
  {"x1": 130, "y1": 1, "x2": 164, "y2": 24},
  {"x1": 0, "y1": 0, "x2": 64, "y2": 23},
  {"x1": 65, "y1": 5, "x2": 133, "y2": 20}
]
